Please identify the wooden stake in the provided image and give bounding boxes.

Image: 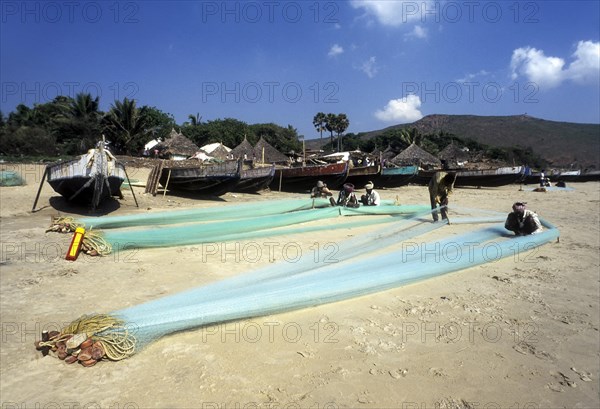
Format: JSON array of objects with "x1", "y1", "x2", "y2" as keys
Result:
[
  {"x1": 163, "y1": 169, "x2": 172, "y2": 198},
  {"x1": 31, "y1": 166, "x2": 49, "y2": 212},
  {"x1": 123, "y1": 167, "x2": 139, "y2": 207},
  {"x1": 278, "y1": 170, "x2": 283, "y2": 192}
]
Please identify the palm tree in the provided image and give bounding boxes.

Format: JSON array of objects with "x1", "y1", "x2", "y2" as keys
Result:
[
  {"x1": 325, "y1": 113, "x2": 337, "y2": 151},
  {"x1": 334, "y1": 113, "x2": 350, "y2": 152},
  {"x1": 70, "y1": 93, "x2": 100, "y2": 121},
  {"x1": 52, "y1": 93, "x2": 102, "y2": 153},
  {"x1": 103, "y1": 98, "x2": 150, "y2": 154},
  {"x1": 188, "y1": 113, "x2": 202, "y2": 126},
  {"x1": 312, "y1": 112, "x2": 326, "y2": 143}
]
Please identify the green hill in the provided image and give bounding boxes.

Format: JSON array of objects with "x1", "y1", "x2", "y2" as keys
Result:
[{"x1": 357, "y1": 114, "x2": 600, "y2": 168}]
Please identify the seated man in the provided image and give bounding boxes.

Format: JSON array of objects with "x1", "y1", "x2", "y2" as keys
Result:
[
  {"x1": 504, "y1": 202, "x2": 543, "y2": 235},
  {"x1": 311, "y1": 180, "x2": 333, "y2": 198},
  {"x1": 336, "y1": 183, "x2": 360, "y2": 208},
  {"x1": 360, "y1": 181, "x2": 381, "y2": 206}
]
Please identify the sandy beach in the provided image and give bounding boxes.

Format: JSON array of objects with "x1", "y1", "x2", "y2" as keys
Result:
[{"x1": 1, "y1": 163, "x2": 598, "y2": 409}]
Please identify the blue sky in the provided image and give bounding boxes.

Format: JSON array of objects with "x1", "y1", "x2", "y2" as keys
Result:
[{"x1": 1, "y1": 0, "x2": 599, "y2": 140}]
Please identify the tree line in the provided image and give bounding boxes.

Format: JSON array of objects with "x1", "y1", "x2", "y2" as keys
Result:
[{"x1": 0, "y1": 93, "x2": 303, "y2": 158}]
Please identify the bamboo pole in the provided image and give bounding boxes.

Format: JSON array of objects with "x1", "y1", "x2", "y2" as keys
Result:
[
  {"x1": 123, "y1": 167, "x2": 139, "y2": 207},
  {"x1": 278, "y1": 169, "x2": 283, "y2": 192},
  {"x1": 163, "y1": 169, "x2": 172, "y2": 198},
  {"x1": 31, "y1": 166, "x2": 49, "y2": 212}
]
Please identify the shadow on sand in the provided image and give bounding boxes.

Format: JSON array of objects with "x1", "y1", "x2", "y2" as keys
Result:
[{"x1": 38, "y1": 196, "x2": 122, "y2": 216}]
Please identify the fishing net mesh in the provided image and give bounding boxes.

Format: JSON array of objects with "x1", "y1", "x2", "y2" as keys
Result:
[{"x1": 52, "y1": 200, "x2": 558, "y2": 358}]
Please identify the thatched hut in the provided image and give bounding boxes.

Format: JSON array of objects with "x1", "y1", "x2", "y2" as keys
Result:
[
  {"x1": 391, "y1": 143, "x2": 441, "y2": 168},
  {"x1": 230, "y1": 136, "x2": 254, "y2": 160},
  {"x1": 253, "y1": 137, "x2": 290, "y2": 164},
  {"x1": 438, "y1": 143, "x2": 470, "y2": 167},
  {"x1": 156, "y1": 129, "x2": 200, "y2": 160},
  {"x1": 372, "y1": 144, "x2": 398, "y2": 163},
  {"x1": 201, "y1": 142, "x2": 231, "y2": 160}
]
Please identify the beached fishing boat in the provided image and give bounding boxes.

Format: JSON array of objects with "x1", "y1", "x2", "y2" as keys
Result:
[
  {"x1": 270, "y1": 162, "x2": 349, "y2": 192},
  {"x1": 234, "y1": 165, "x2": 276, "y2": 192},
  {"x1": 376, "y1": 166, "x2": 419, "y2": 188},
  {"x1": 412, "y1": 166, "x2": 524, "y2": 187},
  {"x1": 345, "y1": 164, "x2": 381, "y2": 188},
  {"x1": 159, "y1": 160, "x2": 241, "y2": 196},
  {"x1": 551, "y1": 170, "x2": 600, "y2": 182},
  {"x1": 45, "y1": 146, "x2": 126, "y2": 209}
]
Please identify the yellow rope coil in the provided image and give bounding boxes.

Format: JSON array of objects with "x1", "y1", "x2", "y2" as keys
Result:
[{"x1": 41, "y1": 314, "x2": 136, "y2": 361}]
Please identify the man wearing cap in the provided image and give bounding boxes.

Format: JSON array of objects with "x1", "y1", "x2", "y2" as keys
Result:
[
  {"x1": 336, "y1": 183, "x2": 360, "y2": 208},
  {"x1": 505, "y1": 202, "x2": 543, "y2": 235},
  {"x1": 311, "y1": 180, "x2": 333, "y2": 199},
  {"x1": 360, "y1": 181, "x2": 381, "y2": 206},
  {"x1": 428, "y1": 171, "x2": 457, "y2": 222}
]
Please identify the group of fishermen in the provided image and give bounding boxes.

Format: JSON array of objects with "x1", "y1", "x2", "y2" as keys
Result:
[
  {"x1": 311, "y1": 180, "x2": 380, "y2": 208},
  {"x1": 310, "y1": 171, "x2": 542, "y2": 236}
]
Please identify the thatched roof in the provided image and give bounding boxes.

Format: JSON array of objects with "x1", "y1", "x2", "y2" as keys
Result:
[
  {"x1": 438, "y1": 143, "x2": 470, "y2": 162},
  {"x1": 372, "y1": 144, "x2": 398, "y2": 161},
  {"x1": 207, "y1": 143, "x2": 231, "y2": 160},
  {"x1": 391, "y1": 143, "x2": 441, "y2": 167},
  {"x1": 230, "y1": 136, "x2": 254, "y2": 159},
  {"x1": 156, "y1": 129, "x2": 200, "y2": 158},
  {"x1": 253, "y1": 137, "x2": 289, "y2": 164}
]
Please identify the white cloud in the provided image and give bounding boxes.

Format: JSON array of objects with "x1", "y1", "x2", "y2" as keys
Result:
[
  {"x1": 328, "y1": 44, "x2": 344, "y2": 58},
  {"x1": 375, "y1": 95, "x2": 423, "y2": 122},
  {"x1": 360, "y1": 56, "x2": 378, "y2": 78},
  {"x1": 405, "y1": 25, "x2": 428, "y2": 40},
  {"x1": 566, "y1": 40, "x2": 600, "y2": 84},
  {"x1": 510, "y1": 41, "x2": 600, "y2": 88},
  {"x1": 351, "y1": 0, "x2": 432, "y2": 26},
  {"x1": 456, "y1": 69, "x2": 490, "y2": 83},
  {"x1": 510, "y1": 47, "x2": 565, "y2": 88}
]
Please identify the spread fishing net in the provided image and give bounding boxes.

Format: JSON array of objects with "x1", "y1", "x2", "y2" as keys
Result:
[
  {"x1": 102, "y1": 204, "x2": 430, "y2": 251},
  {"x1": 77, "y1": 198, "x2": 336, "y2": 229},
  {"x1": 0, "y1": 170, "x2": 25, "y2": 186},
  {"x1": 49, "y1": 199, "x2": 430, "y2": 254},
  {"x1": 42, "y1": 206, "x2": 559, "y2": 364}
]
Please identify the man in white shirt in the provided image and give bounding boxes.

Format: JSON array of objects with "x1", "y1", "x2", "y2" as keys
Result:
[{"x1": 360, "y1": 181, "x2": 381, "y2": 206}]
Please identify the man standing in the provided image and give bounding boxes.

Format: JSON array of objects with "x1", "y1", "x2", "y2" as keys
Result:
[{"x1": 428, "y1": 171, "x2": 457, "y2": 222}]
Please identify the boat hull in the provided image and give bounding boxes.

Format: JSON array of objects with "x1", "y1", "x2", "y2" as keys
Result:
[
  {"x1": 551, "y1": 171, "x2": 600, "y2": 182},
  {"x1": 376, "y1": 166, "x2": 419, "y2": 188},
  {"x1": 270, "y1": 162, "x2": 349, "y2": 192},
  {"x1": 46, "y1": 150, "x2": 125, "y2": 208},
  {"x1": 234, "y1": 166, "x2": 275, "y2": 192},
  {"x1": 160, "y1": 161, "x2": 241, "y2": 196},
  {"x1": 345, "y1": 165, "x2": 381, "y2": 188},
  {"x1": 413, "y1": 167, "x2": 524, "y2": 187}
]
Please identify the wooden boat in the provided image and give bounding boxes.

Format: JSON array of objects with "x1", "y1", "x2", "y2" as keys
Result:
[
  {"x1": 270, "y1": 162, "x2": 349, "y2": 192},
  {"x1": 345, "y1": 164, "x2": 381, "y2": 188},
  {"x1": 45, "y1": 146, "x2": 126, "y2": 209},
  {"x1": 551, "y1": 170, "x2": 600, "y2": 182},
  {"x1": 412, "y1": 166, "x2": 524, "y2": 187},
  {"x1": 234, "y1": 165, "x2": 275, "y2": 192},
  {"x1": 376, "y1": 166, "x2": 419, "y2": 188},
  {"x1": 160, "y1": 160, "x2": 241, "y2": 196}
]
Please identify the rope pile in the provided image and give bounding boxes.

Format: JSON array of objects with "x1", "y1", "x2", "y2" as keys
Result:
[
  {"x1": 35, "y1": 314, "x2": 136, "y2": 366},
  {"x1": 47, "y1": 217, "x2": 112, "y2": 256}
]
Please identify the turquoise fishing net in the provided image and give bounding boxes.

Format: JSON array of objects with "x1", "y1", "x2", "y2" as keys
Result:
[
  {"x1": 0, "y1": 170, "x2": 25, "y2": 186},
  {"x1": 103, "y1": 210, "x2": 559, "y2": 351},
  {"x1": 51, "y1": 200, "x2": 559, "y2": 357},
  {"x1": 99, "y1": 202, "x2": 430, "y2": 251}
]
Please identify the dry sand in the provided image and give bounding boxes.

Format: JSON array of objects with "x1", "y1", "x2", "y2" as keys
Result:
[{"x1": 1, "y1": 163, "x2": 598, "y2": 408}]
